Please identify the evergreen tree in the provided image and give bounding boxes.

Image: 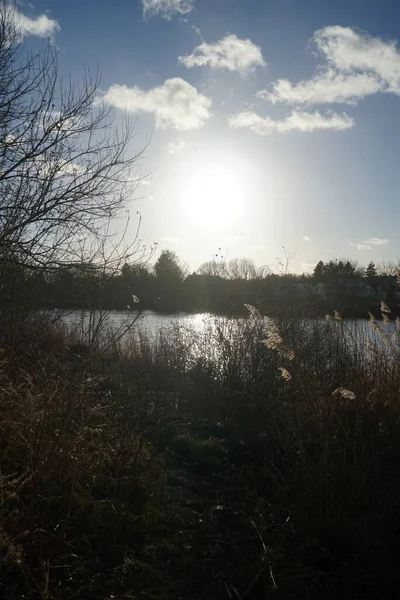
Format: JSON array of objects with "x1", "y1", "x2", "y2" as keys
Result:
[
  {"x1": 154, "y1": 250, "x2": 186, "y2": 283},
  {"x1": 313, "y1": 261, "x2": 325, "y2": 281},
  {"x1": 154, "y1": 250, "x2": 186, "y2": 310},
  {"x1": 313, "y1": 259, "x2": 357, "y2": 280},
  {"x1": 365, "y1": 261, "x2": 377, "y2": 279}
]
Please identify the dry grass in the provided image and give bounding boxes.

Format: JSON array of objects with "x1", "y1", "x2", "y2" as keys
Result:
[
  {"x1": 0, "y1": 310, "x2": 162, "y2": 599},
  {"x1": 1, "y1": 308, "x2": 400, "y2": 598}
]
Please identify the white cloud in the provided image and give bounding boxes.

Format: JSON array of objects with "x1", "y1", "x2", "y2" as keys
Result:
[
  {"x1": 179, "y1": 34, "x2": 266, "y2": 73},
  {"x1": 102, "y1": 78, "x2": 212, "y2": 130},
  {"x1": 259, "y1": 26, "x2": 400, "y2": 106},
  {"x1": 228, "y1": 112, "x2": 275, "y2": 135},
  {"x1": 356, "y1": 237, "x2": 389, "y2": 250},
  {"x1": 261, "y1": 69, "x2": 382, "y2": 106},
  {"x1": 314, "y1": 26, "x2": 400, "y2": 93},
  {"x1": 228, "y1": 109, "x2": 354, "y2": 135},
  {"x1": 59, "y1": 161, "x2": 86, "y2": 176},
  {"x1": 160, "y1": 236, "x2": 180, "y2": 244},
  {"x1": 303, "y1": 235, "x2": 312, "y2": 242},
  {"x1": 8, "y1": 7, "x2": 60, "y2": 39},
  {"x1": 363, "y1": 237, "x2": 389, "y2": 246},
  {"x1": 37, "y1": 159, "x2": 86, "y2": 179},
  {"x1": 166, "y1": 140, "x2": 186, "y2": 154},
  {"x1": 280, "y1": 110, "x2": 354, "y2": 132},
  {"x1": 47, "y1": 112, "x2": 84, "y2": 132},
  {"x1": 142, "y1": 0, "x2": 193, "y2": 19}
]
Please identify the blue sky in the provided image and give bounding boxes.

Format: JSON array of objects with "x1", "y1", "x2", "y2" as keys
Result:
[{"x1": 16, "y1": 0, "x2": 400, "y2": 272}]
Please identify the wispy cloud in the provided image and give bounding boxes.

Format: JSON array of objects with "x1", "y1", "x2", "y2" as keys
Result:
[
  {"x1": 258, "y1": 26, "x2": 400, "y2": 106},
  {"x1": 179, "y1": 34, "x2": 266, "y2": 73},
  {"x1": 228, "y1": 110, "x2": 354, "y2": 135},
  {"x1": 102, "y1": 78, "x2": 211, "y2": 130},
  {"x1": 357, "y1": 237, "x2": 389, "y2": 250},
  {"x1": 364, "y1": 237, "x2": 389, "y2": 246},
  {"x1": 8, "y1": 6, "x2": 60, "y2": 39},
  {"x1": 160, "y1": 236, "x2": 180, "y2": 244},
  {"x1": 261, "y1": 69, "x2": 382, "y2": 106},
  {"x1": 142, "y1": 0, "x2": 193, "y2": 19},
  {"x1": 166, "y1": 140, "x2": 186, "y2": 154},
  {"x1": 303, "y1": 235, "x2": 312, "y2": 242}
]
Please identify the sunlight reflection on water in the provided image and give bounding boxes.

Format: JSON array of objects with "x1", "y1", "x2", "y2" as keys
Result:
[
  {"x1": 58, "y1": 310, "x2": 400, "y2": 358},
  {"x1": 61, "y1": 309, "x2": 217, "y2": 338}
]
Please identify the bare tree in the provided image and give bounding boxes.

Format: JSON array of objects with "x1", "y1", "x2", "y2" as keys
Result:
[
  {"x1": 276, "y1": 246, "x2": 296, "y2": 276},
  {"x1": 377, "y1": 261, "x2": 400, "y2": 277},
  {"x1": 197, "y1": 257, "x2": 270, "y2": 279},
  {"x1": 225, "y1": 257, "x2": 269, "y2": 280},
  {"x1": 197, "y1": 260, "x2": 225, "y2": 277},
  {"x1": 0, "y1": 2, "x2": 147, "y2": 271}
]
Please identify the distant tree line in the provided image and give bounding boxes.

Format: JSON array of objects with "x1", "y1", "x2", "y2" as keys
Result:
[
  {"x1": 3, "y1": 251, "x2": 400, "y2": 317},
  {"x1": 312, "y1": 259, "x2": 385, "y2": 281}
]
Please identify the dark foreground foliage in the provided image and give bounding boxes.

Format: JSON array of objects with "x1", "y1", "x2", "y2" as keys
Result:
[{"x1": 1, "y1": 309, "x2": 400, "y2": 599}]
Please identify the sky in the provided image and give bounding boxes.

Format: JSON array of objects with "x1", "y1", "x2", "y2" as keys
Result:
[{"x1": 12, "y1": 0, "x2": 400, "y2": 273}]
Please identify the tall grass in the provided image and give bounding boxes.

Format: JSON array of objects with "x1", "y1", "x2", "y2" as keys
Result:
[{"x1": 1, "y1": 307, "x2": 400, "y2": 598}]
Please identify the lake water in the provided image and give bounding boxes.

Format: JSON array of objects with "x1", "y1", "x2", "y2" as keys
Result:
[
  {"x1": 57, "y1": 309, "x2": 400, "y2": 352},
  {"x1": 59, "y1": 309, "x2": 216, "y2": 339}
]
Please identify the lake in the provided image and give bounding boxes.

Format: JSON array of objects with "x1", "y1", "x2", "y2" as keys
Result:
[
  {"x1": 57, "y1": 309, "x2": 400, "y2": 352},
  {"x1": 59, "y1": 309, "x2": 215, "y2": 339}
]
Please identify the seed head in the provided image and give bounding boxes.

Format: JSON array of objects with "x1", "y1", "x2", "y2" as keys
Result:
[
  {"x1": 278, "y1": 367, "x2": 292, "y2": 382},
  {"x1": 245, "y1": 304, "x2": 261, "y2": 319},
  {"x1": 332, "y1": 387, "x2": 356, "y2": 400}
]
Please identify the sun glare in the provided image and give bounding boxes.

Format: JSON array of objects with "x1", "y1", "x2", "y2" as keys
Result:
[{"x1": 182, "y1": 161, "x2": 245, "y2": 227}]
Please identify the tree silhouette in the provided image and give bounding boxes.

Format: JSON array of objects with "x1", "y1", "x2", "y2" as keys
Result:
[
  {"x1": 313, "y1": 261, "x2": 325, "y2": 281},
  {"x1": 154, "y1": 250, "x2": 186, "y2": 283},
  {"x1": 313, "y1": 260, "x2": 357, "y2": 280},
  {"x1": 365, "y1": 261, "x2": 377, "y2": 279},
  {"x1": 153, "y1": 250, "x2": 187, "y2": 310},
  {"x1": 0, "y1": 2, "x2": 145, "y2": 272}
]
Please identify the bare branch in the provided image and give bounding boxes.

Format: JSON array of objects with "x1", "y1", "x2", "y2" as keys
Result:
[{"x1": 0, "y1": 1, "x2": 148, "y2": 271}]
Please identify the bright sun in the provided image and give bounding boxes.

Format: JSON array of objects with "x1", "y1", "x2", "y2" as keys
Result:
[{"x1": 183, "y1": 161, "x2": 245, "y2": 227}]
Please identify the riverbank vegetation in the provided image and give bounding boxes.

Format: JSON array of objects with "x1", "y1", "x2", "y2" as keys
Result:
[{"x1": 1, "y1": 306, "x2": 400, "y2": 598}]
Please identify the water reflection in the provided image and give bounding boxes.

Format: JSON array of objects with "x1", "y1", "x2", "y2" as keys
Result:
[
  {"x1": 57, "y1": 309, "x2": 400, "y2": 358},
  {"x1": 60, "y1": 309, "x2": 222, "y2": 338}
]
